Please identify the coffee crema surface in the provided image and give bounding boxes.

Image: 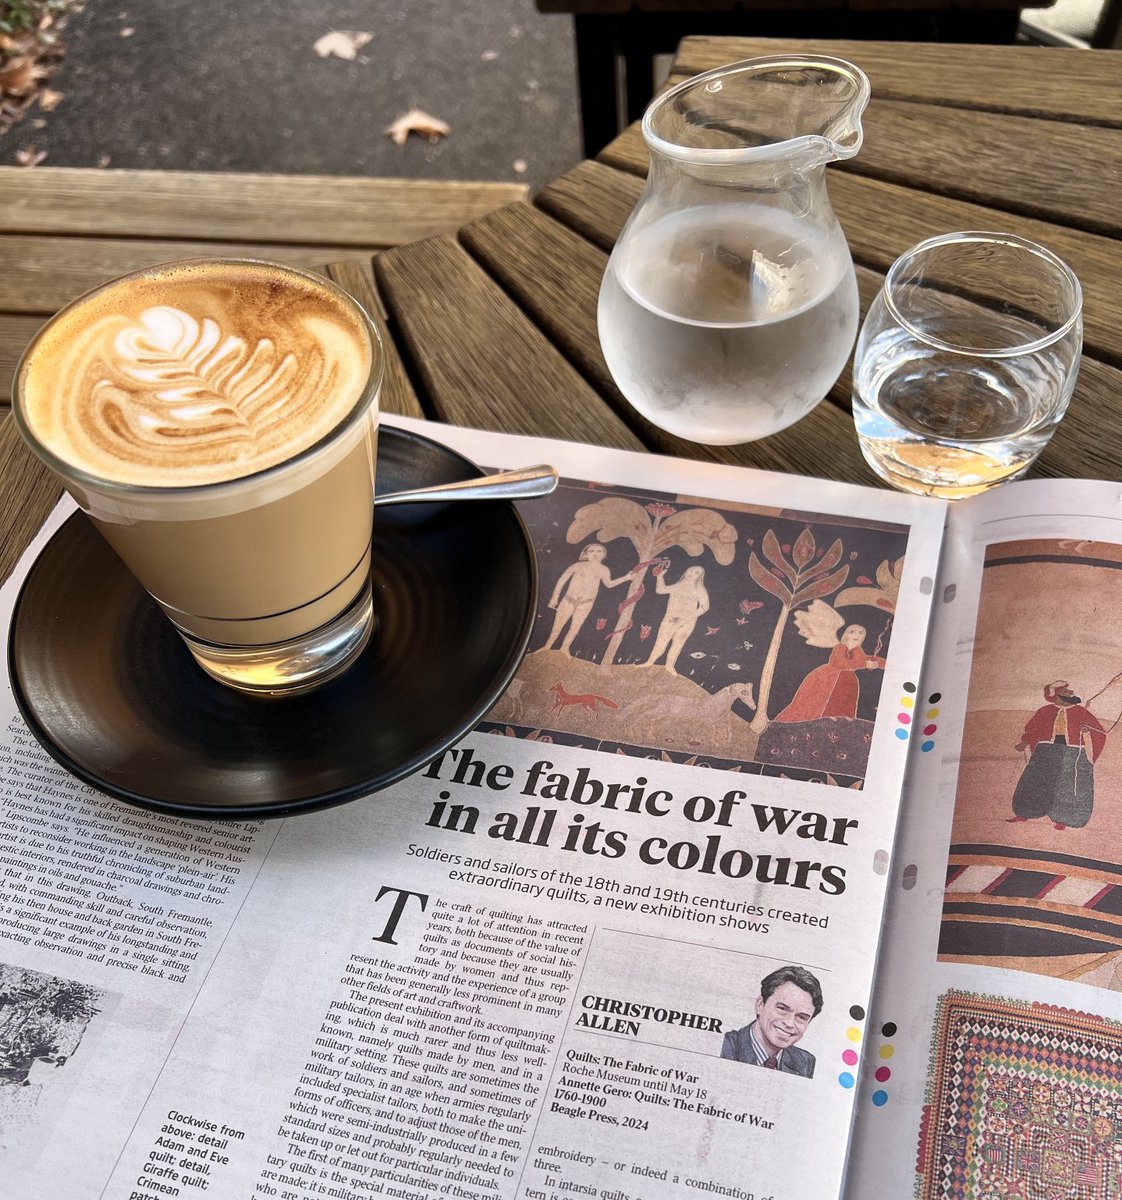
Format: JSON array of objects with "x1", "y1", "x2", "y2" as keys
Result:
[{"x1": 20, "y1": 260, "x2": 374, "y2": 487}]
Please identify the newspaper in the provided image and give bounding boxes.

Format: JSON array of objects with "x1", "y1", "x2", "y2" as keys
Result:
[{"x1": 5, "y1": 418, "x2": 1116, "y2": 1200}]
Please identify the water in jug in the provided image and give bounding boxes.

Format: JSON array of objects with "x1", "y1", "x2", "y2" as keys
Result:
[{"x1": 598, "y1": 55, "x2": 870, "y2": 445}]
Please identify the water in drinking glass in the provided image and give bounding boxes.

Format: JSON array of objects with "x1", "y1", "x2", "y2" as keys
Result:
[
  {"x1": 850, "y1": 232, "x2": 1082, "y2": 498},
  {"x1": 598, "y1": 206, "x2": 859, "y2": 445},
  {"x1": 852, "y1": 324, "x2": 1071, "y2": 496}
]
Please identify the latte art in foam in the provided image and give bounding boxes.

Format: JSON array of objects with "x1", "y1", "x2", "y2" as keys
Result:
[
  {"x1": 19, "y1": 260, "x2": 374, "y2": 487},
  {"x1": 14, "y1": 257, "x2": 382, "y2": 694},
  {"x1": 94, "y1": 305, "x2": 314, "y2": 467}
]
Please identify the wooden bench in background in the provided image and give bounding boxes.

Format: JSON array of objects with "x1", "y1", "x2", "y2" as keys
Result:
[{"x1": 0, "y1": 167, "x2": 529, "y2": 409}]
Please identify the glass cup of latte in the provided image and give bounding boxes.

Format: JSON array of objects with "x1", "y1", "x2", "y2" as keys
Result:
[{"x1": 13, "y1": 257, "x2": 383, "y2": 696}]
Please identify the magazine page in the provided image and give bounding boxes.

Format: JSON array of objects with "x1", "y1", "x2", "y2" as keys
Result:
[
  {"x1": 0, "y1": 418, "x2": 946, "y2": 1200},
  {"x1": 843, "y1": 478, "x2": 1122, "y2": 1200}
]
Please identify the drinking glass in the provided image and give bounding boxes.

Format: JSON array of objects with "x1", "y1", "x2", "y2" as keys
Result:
[
  {"x1": 852, "y1": 231, "x2": 1082, "y2": 498},
  {"x1": 13, "y1": 258, "x2": 383, "y2": 696}
]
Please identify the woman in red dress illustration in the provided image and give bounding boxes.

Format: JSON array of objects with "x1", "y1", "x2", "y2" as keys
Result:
[{"x1": 775, "y1": 603, "x2": 885, "y2": 723}]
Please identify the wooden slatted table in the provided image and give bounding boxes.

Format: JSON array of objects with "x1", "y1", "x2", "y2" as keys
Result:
[{"x1": 2, "y1": 38, "x2": 1121, "y2": 587}]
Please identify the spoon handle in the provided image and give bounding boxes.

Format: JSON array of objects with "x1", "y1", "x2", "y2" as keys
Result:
[{"x1": 374, "y1": 464, "x2": 559, "y2": 508}]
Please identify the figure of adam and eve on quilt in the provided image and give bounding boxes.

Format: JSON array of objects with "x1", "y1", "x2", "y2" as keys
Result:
[
  {"x1": 941, "y1": 538, "x2": 1122, "y2": 992},
  {"x1": 481, "y1": 478, "x2": 909, "y2": 787}
]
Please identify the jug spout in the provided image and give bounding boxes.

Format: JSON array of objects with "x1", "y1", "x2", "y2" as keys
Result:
[{"x1": 644, "y1": 55, "x2": 870, "y2": 172}]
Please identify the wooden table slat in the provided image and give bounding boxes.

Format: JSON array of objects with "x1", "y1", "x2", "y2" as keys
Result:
[
  {"x1": 0, "y1": 420, "x2": 60, "y2": 588},
  {"x1": 0, "y1": 315, "x2": 45, "y2": 407},
  {"x1": 323, "y1": 259, "x2": 425, "y2": 421},
  {"x1": 1033, "y1": 355, "x2": 1122, "y2": 482},
  {"x1": 671, "y1": 37, "x2": 1122, "y2": 127},
  {"x1": 855, "y1": 100, "x2": 1122, "y2": 239},
  {"x1": 0, "y1": 168, "x2": 529, "y2": 247},
  {"x1": 374, "y1": 235, "x2": 644, "y2": 452},
  {"x1": 829, "y1": 173, "x2": 1122, "y2": 370},
  {"x1": 535, "y1": 159, "x2": 643, "y2": 252},
  {"x1": 0, "y1": 234, "x2": 395, "y2": 317}
]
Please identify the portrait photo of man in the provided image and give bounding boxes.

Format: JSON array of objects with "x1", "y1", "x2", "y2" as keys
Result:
[{"x1": 720, "y1": 964, "x2": 823, "y2": 1077}]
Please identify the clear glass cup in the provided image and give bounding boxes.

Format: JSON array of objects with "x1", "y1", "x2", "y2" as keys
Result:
[
  {"x1": 13, "y1": 258, "x2": 382, "y2": 696},
  {"x1": 852, "y1": 231, "x2": 1083, "y2": 498}
]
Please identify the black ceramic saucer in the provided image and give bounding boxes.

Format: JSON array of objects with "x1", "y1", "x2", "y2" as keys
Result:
[{"x1": 7, "y1": 426, "x2": 537, "y2": 819}]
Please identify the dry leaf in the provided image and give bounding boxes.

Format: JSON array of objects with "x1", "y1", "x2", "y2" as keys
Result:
[
  {"x1": 15, "y1": 147, "x2": 47, "y2": 167},
  {"x1": 313, "y1": 30, "x2": 373, "y2": 60},
  {"x1": 0, "y1": 30, "x2": 35, "y2": 56},
  {"x1": 384, "y1": 108, "x2": 450, "y2": 147},
  {"x1": 38, "y1": 88, "x2": 64, "y2": 111},
  {"x1": 0, "y1": 57, "x2": 43, "y2": 97},
  {"x1": 120, "y1": 27, "x2": 134, "y2": 37}
]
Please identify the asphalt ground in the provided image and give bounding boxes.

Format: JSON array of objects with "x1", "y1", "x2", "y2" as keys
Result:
[
  {"x1": 1, "y1": 0, "x2": 583, "y2": 193},
  {"x1": 3, "y1": 1, "x2": 1108, "y2": 188}
]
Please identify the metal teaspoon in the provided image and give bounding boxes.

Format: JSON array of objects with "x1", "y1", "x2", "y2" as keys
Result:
[{"x1": 373, "y1": 463, "x2": 558, "y2": 508}]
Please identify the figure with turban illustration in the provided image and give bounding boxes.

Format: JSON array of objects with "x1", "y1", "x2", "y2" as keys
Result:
[{"x1": 1009, "y1": 680, "x2": 1106, "y2": 831}]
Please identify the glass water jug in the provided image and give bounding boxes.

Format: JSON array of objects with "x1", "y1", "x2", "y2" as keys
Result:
[{"x1": 598, "y1": 55, "x2": 871, "y2": 445}]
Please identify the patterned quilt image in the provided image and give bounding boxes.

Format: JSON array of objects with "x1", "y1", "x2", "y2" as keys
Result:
[{"x1": 916, "y1": 991, "x2": 1122, "y2": 1199}]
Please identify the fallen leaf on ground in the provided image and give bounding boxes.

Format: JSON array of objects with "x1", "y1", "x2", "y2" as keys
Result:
[
  {"x1": 384, "y1": 108, "x2": 450, "y2": 146},
  {"x1": 38, "y1": 87, "x2": 64, "y2": 111},
  {"x1": 313, "y1": 30, "x2": 373, "y2": 60},
  {"x1": 120, "y1": 26, "x2": 134, "y2": 37},
  {"x1": 0, "y1": 57, "x2": 44, "y2": 96},
  {"x1": 15, "y1": 147, "x2": 47, "y2": 167}
]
